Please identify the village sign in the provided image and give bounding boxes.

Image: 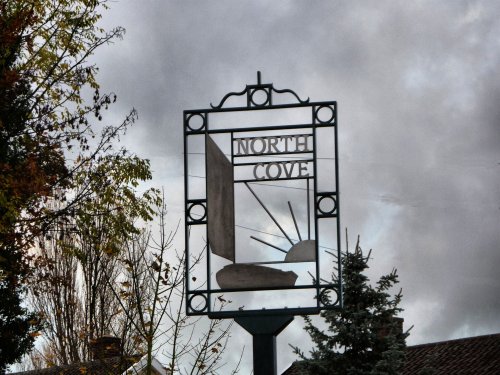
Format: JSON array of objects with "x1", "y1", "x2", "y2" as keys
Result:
[{"x1": 183, "y1": 72, "x2": 342, "y2": 321}]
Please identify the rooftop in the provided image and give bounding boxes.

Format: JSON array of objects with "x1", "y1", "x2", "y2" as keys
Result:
[
  {"x1": 283, "y1": 333, "x2": 500, "y2": 375},
  {"x1": 403, "y1": 333, "x2": 500, "y2": 374},
  {"x1": 10, "y1": 356, "x2": 139, "y2": 375}
]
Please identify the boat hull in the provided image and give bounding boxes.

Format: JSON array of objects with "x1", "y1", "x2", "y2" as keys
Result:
[{"x1": 216, "y1": 264, "x2": 298, "y2": 289}]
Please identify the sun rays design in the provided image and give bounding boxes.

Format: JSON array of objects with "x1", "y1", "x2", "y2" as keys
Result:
[{"x1": 244, "y1": 182, "x2": 316, "y2": 264}]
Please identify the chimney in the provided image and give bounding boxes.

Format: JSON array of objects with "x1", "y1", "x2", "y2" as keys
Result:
[{"x1": 90, "y1": 335, "x2": 122, "y2": 359}]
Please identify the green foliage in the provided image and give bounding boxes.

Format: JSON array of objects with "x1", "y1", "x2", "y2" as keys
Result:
[
  {"x1": 0, "y1": 0, "x2": 154, "y2": 369},
  {"x1": 0, "y1": 4, "x2": 46, "y2": 369},
  {"x1": 0, "y1": 230, "x2": 44, "y2": 372},
  {"x1": 0, "y1": 0, "x2": 134, "y2": 242},
  {"x1": 294, "y1": 238, "x2": 408, "y2": 375},
  {"x1": 27, "y1": 155, "x2": 160, "y2": 367},
  {"x1": 72, "y1": 151, "x2": 160, "y2": 257}
]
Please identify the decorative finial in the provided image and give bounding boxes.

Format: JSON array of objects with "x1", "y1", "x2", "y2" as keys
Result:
[{"x1": 210, "y1": 72, "x2": 309, "y2": 109}]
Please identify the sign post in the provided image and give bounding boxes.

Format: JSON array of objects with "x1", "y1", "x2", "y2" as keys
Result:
[{"x1": 183, "y1": 73, "x2": 342, "y2": 374}]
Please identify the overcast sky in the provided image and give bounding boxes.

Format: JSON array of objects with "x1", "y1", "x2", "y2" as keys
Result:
[{"x1": 93, "y1": 0, "x2": 500, "y2": 372}]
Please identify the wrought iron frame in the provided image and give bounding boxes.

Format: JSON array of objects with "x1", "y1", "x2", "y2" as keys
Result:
[{"x1": 183, "y1": 73, "x2": 342, "y2": 319}]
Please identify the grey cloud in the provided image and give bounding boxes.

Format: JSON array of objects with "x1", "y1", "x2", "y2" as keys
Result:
[{"x1": 91, "y1": 0, "x2": 500, "y2": 371}]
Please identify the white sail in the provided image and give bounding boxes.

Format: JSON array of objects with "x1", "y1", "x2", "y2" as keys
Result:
[{"x1": 206, "y1": 135, "x2": 235, "y2": 262}]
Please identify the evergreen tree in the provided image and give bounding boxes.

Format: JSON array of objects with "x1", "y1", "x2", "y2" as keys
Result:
[
  {"x1": 0, "y1": 7, "x2": 44, "y2": 370},
  {"x1": 294, "y1": 238, "x2": 408, "y2": 375}
]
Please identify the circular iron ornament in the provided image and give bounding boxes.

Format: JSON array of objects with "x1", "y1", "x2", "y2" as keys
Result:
[
  {"x1": 250, "y1": 88, "x2": 270, "y2": 107},
  {"x1": 317, "y1": 195, "x2": 337, "y2": 215},
  {"x1": 319, "y1": 287, "x2": 339, "y2": 307},
  {"x1": 188, "y1": 293, "x2": 208, "y2": 313},
  {"x1": 186, "y1": 113, "x2": 206, "y2": 132},
  {"x1": 187, "y1": 202, "x2": 207, "y2": 222},
  {"x1": 314, "y1": 105, "x2": 335, "y2": 124}
]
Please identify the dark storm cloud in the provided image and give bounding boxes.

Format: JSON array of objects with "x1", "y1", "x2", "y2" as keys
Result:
[{"x1": 93, "y1": 0, "x2": 500, "y2": 370}]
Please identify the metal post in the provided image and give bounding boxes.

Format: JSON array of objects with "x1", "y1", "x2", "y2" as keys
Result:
[{"x1": 235, "y1": 315, "x2": 294, "y2": 375}]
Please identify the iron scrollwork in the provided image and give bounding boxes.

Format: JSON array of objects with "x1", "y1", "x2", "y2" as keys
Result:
[{"x1": 210, "y1": 71, "x2": 310, "y2": 109}]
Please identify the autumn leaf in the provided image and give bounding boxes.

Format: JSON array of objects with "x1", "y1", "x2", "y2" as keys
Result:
[
  {"x1": 151, "y1": 261, "x2": 161, "y2": 271},
  {"x1": 120, "y1": 281, "x2": 131, "y2": 288}
]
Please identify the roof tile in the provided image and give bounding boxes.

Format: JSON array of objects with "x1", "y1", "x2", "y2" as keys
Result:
[{"x1": 283, "y1": 333, "x2": 500, "y2": 375}]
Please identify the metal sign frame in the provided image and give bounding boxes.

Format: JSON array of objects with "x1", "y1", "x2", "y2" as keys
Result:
[{"x1": 183, "y1": 73, "x2": 342, "y2": 319}]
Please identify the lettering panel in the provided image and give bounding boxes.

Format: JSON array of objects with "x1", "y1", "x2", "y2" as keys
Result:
[
  {"x1": 232, "y1": 131, "x2": 315, "y2": 182},
  {"x1": 234, "y1": 160, "x2": 314, "y2": 182},
  {"x1": 233, "y1": 134, "x2": 313, "y2": 156}
]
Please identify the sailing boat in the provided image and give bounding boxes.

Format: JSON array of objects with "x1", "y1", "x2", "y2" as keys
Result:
[{"x1": 206, "y1": 136, "x2": 315, "y2": 290}]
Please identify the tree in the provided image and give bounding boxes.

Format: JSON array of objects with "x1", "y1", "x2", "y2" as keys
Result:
[
  {"x1": 0, "y1": 0, "x2": 143, "y2": 368},
  {"x1": 293, "y1": 237, "x2": 409, "y2": 375},
  {"x1": 0, "y1": 269, "x2": 41, "y2": 374},
  {"x1": 1, "y1": 3, "x2": 48, "y2": 369},
  {"x1": 0, "y1": 0, "x2": 131, "y2": 243},
  {"x1": 105, "y1": 196, "x2": 238, "y2": 375},
  {"x1": 27, "y1": 153, "x2": 157, "y2": 367},
  {"x1": 24, "y1": 193, "x2": 239, "y2": 375}
]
